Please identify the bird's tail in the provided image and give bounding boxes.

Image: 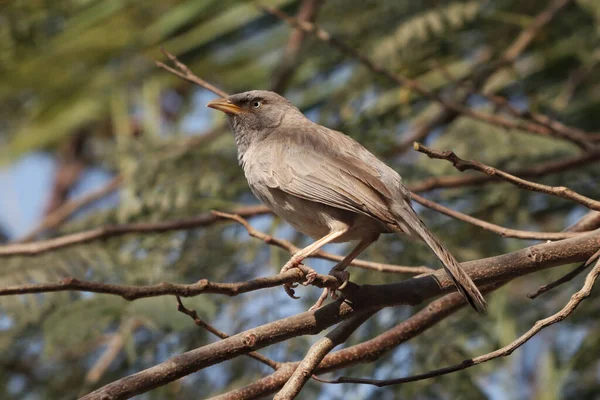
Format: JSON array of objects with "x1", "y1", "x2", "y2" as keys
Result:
[{"x1": 391, "y1": 203, "x2": 487, "y2": 313}]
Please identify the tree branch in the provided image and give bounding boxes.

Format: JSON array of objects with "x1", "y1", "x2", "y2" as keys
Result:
[
  {"x1": 270, "y1": 0, "x2": 324, "y2": 93},
  {"x1": 17, "y1": 176, "x2": 122, "y2": 243},
  {"x1": 176, "y1": 296, "x2": 280, "y2": 370},
  {"x1": 80, "y1": 230, "x2": 600, "y2": 399},
  {"x1": 259, "y1": 1, "x2": 595, "y2": 149},
  {"x1": 0, "y1": 268, "x2": 338, "y2": 300},
  {"x1": 212, "y1": 211, "x2": 433, "y2": 274},
  {"x1": 156, "y1": 48, "x2": 229, "y2": 98},
  {"x1": 407, "y1": 148, "x2": 600, "y2": 193},
  {"x1": 414, "y1": 142, "x2": 600, "y2": 211},
  {"x1": 0, "y1": 205, "x2": 270, "y2": 257},
  {"x1": 410, "y1": 193, "x2": 579, "y2": 241},
  {"x1": 212, "y1": 283, "x2": 504, "y2": 400},
  {"x1": 274, "y1": 311, "x2": 375, "y2": 400},
  {"x1": 320, "y1": 256, "x2": 600, "y2": 387}
]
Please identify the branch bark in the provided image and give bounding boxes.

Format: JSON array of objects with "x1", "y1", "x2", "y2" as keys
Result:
[
  {"x1": 414, "y1": 143, "x2": 600, "y2": 211},
  {"x1": 0, "y1": 205, "x2": 270, "y2": 257},
  {"x1": 259, "y1": 0, "x2": 595, "y2": 149},
  {"x1": 80, "y1": 230, "x2": 600, "y2": 399},
  {"x1": 0, "y1": 268, "x2": 338, "y2": 300},
  {"x1": 408, "y1": 149, "x2": 600, "y2": 193},
  {"x1": 322, "y1": 257, "x2": 600, "y2": 387}
]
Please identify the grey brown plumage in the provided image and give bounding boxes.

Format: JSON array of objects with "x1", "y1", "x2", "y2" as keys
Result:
[{"x1": 208, "y1": 90, "x2": 487, "y2": 313}]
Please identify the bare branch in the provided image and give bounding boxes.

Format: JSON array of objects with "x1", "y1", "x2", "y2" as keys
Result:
[
  {"x1": 0, "y1": 269, "x2": 338, "y2": 300},
  {"x1": 528, "y1": 247, "x2": 600, "y2": 299},
  {"x1": 565, "y1": 211, "x2": 600, "y2": 233},
  {"x1": 0, "y1": 205, "x2": 270, "y2": 257},
  {"x1": 176, "y1": 296, "x2": 280, "y2": 370},
  {"x1": 408, "y1": 148, "x2": 600, "y2": 193},
  {"x1": 156, "y1": 48, "x2": 229, "y2": 98},
  {"x1": 274, "y1": 311, "x2": 375, "y2": 400},
  {"x1": 259, "y1": 1, "x2": 595, "y2": 149},
  {"x1": 390, "y1": 0, "x2": 574, "y2": 156},
  {"x1": 270, "y1": 0, "x2": 324, "y2": 93},
  {"x1": 17, "y1": 176, "x2": 122, "y2": 243},
  {"x1": 410, "y1": 193, "x2": 578, "y2": 241},
  {"x1": 321, "y1": 256, "x2": 600, "y2": 387},
  {"x1": 414, "y1": 143, "x2": 600, "y2": 211},
  {"x1": 85, "y1": 319, "x2": 144, "y2": 385},
  {"x1": 211, "y1": 283, "x2": 503, "y2": 400},
  {"x1": 80, "y1": 231, "x2": 600, "y2": 399},
  {"x1": 212, "y1": 211, "x2": 433, "y2": 275}
]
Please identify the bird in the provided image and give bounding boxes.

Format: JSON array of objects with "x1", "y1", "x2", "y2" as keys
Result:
[{"x1": 207, "y1": 90, "x2": 487, "y2": 313}]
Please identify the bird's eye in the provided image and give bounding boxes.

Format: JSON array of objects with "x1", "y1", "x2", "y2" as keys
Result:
[{"x1": 252, "y1": 101, "x2": 262, "y2": 109}]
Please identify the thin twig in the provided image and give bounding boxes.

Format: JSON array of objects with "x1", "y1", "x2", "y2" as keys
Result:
[
  {"x1": 84, "y1": 318, "x2": 144, "y2": 385},
  {"x1": 17, "y1": 176, "x2": 122, "y2": 243},
  {"x1": 0, "y1": 270, "x2": 338, "y2": 300},
  {"x1": 212, "y1": 211, "x2": 433, "y2": 274},
  {"x1": 528, "y1": 247, "x2": 600, "y2": 299},
  {"x1": 176, "y1": 296, "x2": 280, "y2": 370},
  {"x1": 274, "y1": 311, "x2": 376, "y2": 400},
  {"x1": 259, "y1": 1, "x2": 594, "y2": 149},
  {"x1": 564, "y1": 211, "x2": 600, "y2": 233},
  {"x1": 270, "y1": 0, "x2": 324, "y2": 93},
  {"x1": 211, "y1": 283, "x2": 504, "y2": 400},
  {"x1": 80, "y1": 231, "x2": 600, "y2": 399},
  {"x1": 410, "y1": 193, "x2": 578, "y2": 241},
  {"x1": 408, "y1": 148, "x2": 600, "y2": 193},
  {"x1": 318, "y1": 256, "x2": 600, "y2": 387},
  {"x1": 156, "y1": 48, "x2": 229, "y2": 98},
  {"x1": 414, "y1": 142, "x2": 600, "y2": 211},
  {"x1": 0, "y1": 205, "x2": 270, "y2": 257},
  {"x1": 391, "y1": 0, "x2": 574, "y2": 156}
]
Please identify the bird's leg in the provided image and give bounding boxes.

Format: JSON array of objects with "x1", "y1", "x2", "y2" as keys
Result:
[
  {"x1": 280, "y1": 229, "x2": 348, "y2": 299},
  {"x1": 310, "y1": 235, "x2": 378, "y2": 310}
]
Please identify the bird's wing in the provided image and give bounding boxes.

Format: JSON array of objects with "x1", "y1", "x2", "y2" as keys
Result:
[{"x1": 263, "y1": 124, "x2": 398, "y2": 224}]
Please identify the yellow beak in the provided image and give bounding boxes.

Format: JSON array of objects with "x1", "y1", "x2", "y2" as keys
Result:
[{"x1": 207, "y1": 98, "x2": 243, "y2": 115}]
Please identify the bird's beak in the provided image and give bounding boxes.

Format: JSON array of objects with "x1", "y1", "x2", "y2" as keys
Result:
[{"x1": 207, "y1": 98, "x2": 243, "y2": 115}]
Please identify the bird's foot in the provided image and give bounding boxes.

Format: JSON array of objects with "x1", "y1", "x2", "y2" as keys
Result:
[
  {"x1": 308, "y1": 268, "x2": 350, "y2": 311},
  {"x1": 280, "y1": 258, "x2": 316, "y2": 299}
]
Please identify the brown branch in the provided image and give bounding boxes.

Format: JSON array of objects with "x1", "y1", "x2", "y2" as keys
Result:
[
  {"x1": 270, "y1": 0, "x2": 324, "y2": 93},
  {"x1": 414, "y1": 143, "x2": 600, "y2": 211},
  {"x1": 45, "y1": 131, "x2": 87, "y2": 216},
  {"x1": 212, "y1": 211, "x2": 433, "y2": 275},
  {"x1": 0, "y1": 182, "x2": 579, "y2": 261},
  {"x1": 524, "y1": 209, "x2": 600, "y2": 299},
  {"x1": 565, "y1": 211, "x2": 600, "y2": 233},
  {"x1": 0, "y1": 268, "x2": 338, "y2": 300},
  {"x1": 156, "y1": 48, "x2": 229, "y2": 98},
  {"x1": 259, "y1": 1, "x2": 594, "y2": 149},
  {"x1": 206, "y1": 283, "x2": 503, "y2": 400},
  {"x1": 410, "y1": 193, "x2": 578, "y2": 241},
  {"x1": 85, "y1": 319, "x2": 144, "y2": 385},
  {"x1": 17, "y1": 176, "x2": 122, "y2": 243},
  {"x1": 274, "y1": 311, "x2": 376, "y2": 400},
  {"x1": 0, "y1": 205, "x2": 270, "y2": 257},
  {"x1": 528, "y1": 247, "x2": 600, "y2": 299},
  {"x1": 176, "y1": 296, "x2": 280, "y2": 370},
  {"x1": 321, "y1": 256, "x2": 600, "y2": 387},
  {"x1": 80, "y1": 230, "x2": 600, "y2": 399},
  {"x1": 391, "y1": 0, "x2": 573, "y2": 156},
  {"x1": 408, "y1": 147, "x2": 600, "y2": 193}
]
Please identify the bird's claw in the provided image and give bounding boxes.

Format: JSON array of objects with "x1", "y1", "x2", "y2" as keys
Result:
[
  {"x1": 281, "y1": 259, "x2": 318, "y2": 299},
  {"x1": 284, "y1": 284, "x2": 300, "y2": 299}
]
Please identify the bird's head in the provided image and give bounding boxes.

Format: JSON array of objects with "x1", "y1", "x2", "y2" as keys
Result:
[{"x1": 207, "y1": 90, "x2": 299, "y2": 135}]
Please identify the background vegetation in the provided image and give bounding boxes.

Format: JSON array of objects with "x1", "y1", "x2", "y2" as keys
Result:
[{"x1": 0, "y1": 0, "x2": 599, "y2": 398}]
